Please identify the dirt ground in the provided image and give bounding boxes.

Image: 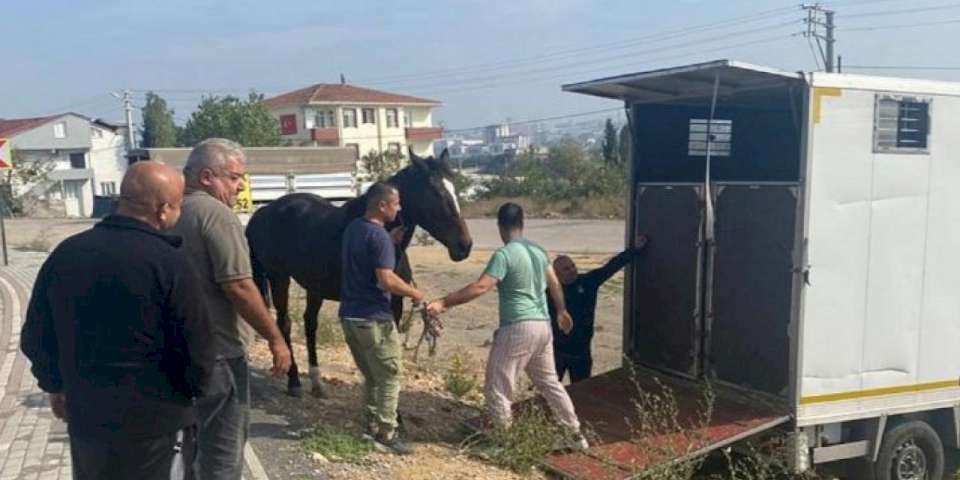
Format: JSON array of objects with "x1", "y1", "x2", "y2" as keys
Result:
[{"x1": 245, "y1": 244, "x2": 628, "y2": 479}]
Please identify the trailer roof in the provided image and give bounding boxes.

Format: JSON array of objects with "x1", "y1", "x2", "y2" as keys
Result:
[{"x1": 562, "y1": 59, "x2": 802, "y2": 104}]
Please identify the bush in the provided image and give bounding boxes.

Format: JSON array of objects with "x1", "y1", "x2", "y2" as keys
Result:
[
  {"x1": 461, "y1": 404, "x2": 566, "y2": 474},
  {"x1": 476, "y1": 139, "x2": 627, "y2": 204}
]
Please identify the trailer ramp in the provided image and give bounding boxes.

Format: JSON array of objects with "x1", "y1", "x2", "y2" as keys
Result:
[{"x1": 469, "y1": 368, "x2": 789, "y2": 479}]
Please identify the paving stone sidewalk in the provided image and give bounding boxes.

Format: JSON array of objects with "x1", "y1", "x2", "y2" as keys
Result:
[{"x1": 0, "y1": 251, "x2": 71, "y2": 480}]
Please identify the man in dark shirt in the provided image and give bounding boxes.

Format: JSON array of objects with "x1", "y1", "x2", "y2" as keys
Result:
[
  {"x1": 548, "y1": 236, "x2": 647, "y2": 383},
  {"x1": 340, "y1": 182, "x2": 425, "y2": 455},
  {"x1": 20, "y1": 161, "x2": 214, "y2": 480}
]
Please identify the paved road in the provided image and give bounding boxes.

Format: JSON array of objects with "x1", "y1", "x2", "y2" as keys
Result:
[
  {"x1": 3, "y1": 217, "x2": 627, "y2": 254},
  {"x1": 464, "y1": 218, "x2": 626, "y2": 253}
]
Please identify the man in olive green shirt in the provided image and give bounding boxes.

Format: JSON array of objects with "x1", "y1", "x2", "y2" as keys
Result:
[
  {"x1": 173, "y1": 138, "x2": 292, "y2": 480},
  {"x1": 427, "y1": 203, "x2": 587, "y2": 450}
]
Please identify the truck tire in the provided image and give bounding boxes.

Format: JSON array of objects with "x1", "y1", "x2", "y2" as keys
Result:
[{"x1": 867, "y1": 420, "x2": 944, "y2": 480}]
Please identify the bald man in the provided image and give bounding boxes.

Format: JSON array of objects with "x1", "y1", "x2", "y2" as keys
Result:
[
  {"x1": 549, "y1": 236, "x2": 647, "y2": 383},
  {"x1": 21, "y1": 161, "x2": 215, "y2": 480}
]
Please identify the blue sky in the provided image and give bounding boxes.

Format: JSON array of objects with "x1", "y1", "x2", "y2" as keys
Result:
[{"x1": 5, "y1": 0, "x2": 959, "y2": 129}]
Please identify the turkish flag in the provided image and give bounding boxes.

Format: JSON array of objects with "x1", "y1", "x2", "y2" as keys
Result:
[
  {"x1": 0, "y1": 139, "x2": 9, "y2": 169},
  {"x1": 280, "y1": 114, "x2": 298, "y2": 135}
]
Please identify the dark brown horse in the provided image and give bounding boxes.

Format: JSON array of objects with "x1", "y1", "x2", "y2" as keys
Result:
[{"x1": 246, "y1": 149, "x2": 472, "y2": 397}]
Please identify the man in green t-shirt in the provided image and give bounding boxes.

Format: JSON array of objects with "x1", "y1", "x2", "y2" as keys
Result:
[{"x1": 427, "y1": 203, "x2": 587, "y2": 450}]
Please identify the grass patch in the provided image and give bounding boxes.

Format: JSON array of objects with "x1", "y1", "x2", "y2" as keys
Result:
[
  {"x1": 301, "y1": 426, "x2": 374, "y2": 464},
  {"x1": 444, "y1": 352, "x2": 479, "y2": 400}
]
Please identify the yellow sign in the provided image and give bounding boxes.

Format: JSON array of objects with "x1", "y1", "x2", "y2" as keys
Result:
[
  {"x1": 0, "y1": 138, "x2": 11, "y2": 170},
  {"x1": 234, "y1": 173, "x2": 253, "y2": 214}
]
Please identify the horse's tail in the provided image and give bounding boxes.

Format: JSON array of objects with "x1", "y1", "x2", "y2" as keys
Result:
[{"x1": 250, "y1": 247, "x2": 272, "y2": 309}]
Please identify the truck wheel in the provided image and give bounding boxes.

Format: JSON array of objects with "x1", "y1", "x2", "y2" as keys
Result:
[{"x1": 869, "y1": 420, "x2": 944, "y2": 480}]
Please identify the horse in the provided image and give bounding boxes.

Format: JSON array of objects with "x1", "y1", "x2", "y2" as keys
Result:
[{"x1": 245, "y1": 149, "x2": 473, "y2": 397}]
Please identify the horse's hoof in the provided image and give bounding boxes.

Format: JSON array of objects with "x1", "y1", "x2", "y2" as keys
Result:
[
  {"x1": 311, "y1": 386, "x2": 328, "y2": 399},
  {"x1": 287, "y1": 386, "x2": 303, "y2": 398}
]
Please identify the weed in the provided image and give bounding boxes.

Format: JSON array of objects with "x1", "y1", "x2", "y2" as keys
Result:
[
  {"x1": 462, "y1": 404, "x2": 566, "y2": 475},
  {"x1": 415, "y1": 228, "x2": 436, "y2": 247},
  {"x1": 444, "y1": 352, "x2": 479, "y2": 400},
  {"x1": 315, "y1": 313, "x2": 345, "y2": 347},
  {"x1": 620, "y1": 363, "x2": 716, "y2": 480},
  {"x1": 16, "y1": 228, "x2": 53, "y2": 252},
  {"x1": 301, "y1": 426, "x2": 374, "y2": 464}
]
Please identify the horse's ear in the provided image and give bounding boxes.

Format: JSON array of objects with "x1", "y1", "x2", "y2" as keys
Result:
[
  {"x1": 438, "y1": 148, "x2": 450, "y2": 165},
  {"x1": 409, "y1": 148, "x2": 428, "y2": 171}
]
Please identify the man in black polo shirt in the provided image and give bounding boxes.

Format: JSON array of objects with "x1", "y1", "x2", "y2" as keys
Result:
[
  {"x1": 548, "y1": 236, "x2": 647, "y2": 383},
  {"x1": 21, "y1": 161, "x2": 214, "y2": 480}
]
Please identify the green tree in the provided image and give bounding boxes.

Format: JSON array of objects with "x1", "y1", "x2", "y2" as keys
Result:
[
  {"x1": 358, "y1": 149, "x2": 404, "y2": 183},
  {"x1": 602, "y1": 118, "x2": 619, "y2": 165},
  {"x1": 618, "y1": 124, "x2": 632, "y2": 166},
  {"x1": 141, "y1": 92, "x2": 178, "y2": 148},
  {"x1": 179, "y1": 92, "x2": 280, "y2": 147}
]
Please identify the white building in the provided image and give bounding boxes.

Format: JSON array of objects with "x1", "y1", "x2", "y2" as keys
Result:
[
  {"x1": 0, "y1": 113, "x2": 128, "y2": 217},
  {"x1": 262, "y1": 83, "x2": 443, "y2": 160}
]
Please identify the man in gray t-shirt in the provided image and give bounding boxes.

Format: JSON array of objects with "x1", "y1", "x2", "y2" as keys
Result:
[{"x1": 172, "y1": 138, "x2": 291, "y2": 480}]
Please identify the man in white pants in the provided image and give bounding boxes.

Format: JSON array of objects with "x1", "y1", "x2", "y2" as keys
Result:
[{"x1": 427, "y1": 202, "x2": 587, "y2": 449}]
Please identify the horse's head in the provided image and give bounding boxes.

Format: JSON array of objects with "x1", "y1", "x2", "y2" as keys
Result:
[{"x1": 393, "y1": 148, "x2": 472, "y2": 261}]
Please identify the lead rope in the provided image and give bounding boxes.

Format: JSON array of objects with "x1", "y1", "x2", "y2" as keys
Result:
[{"x1": 402, "y1": 304, "x2": 444, "y2": 362}]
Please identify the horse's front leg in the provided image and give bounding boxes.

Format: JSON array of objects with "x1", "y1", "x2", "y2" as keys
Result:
[{"x1": 304, "y1": 289, "x2": 327, "y2": 398}]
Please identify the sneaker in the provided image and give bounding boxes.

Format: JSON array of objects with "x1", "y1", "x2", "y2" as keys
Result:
[
  {"x1": 554, "y1": 433, "x2": 589, "y2": 451},
  {"x1": 361, "y1": 420, "x2": 379, "y2": 441},
  {"x1": 374, "y1": 430, "x2": 416, "y2": 455}
]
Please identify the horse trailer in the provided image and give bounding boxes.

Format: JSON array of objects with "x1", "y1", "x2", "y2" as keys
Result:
[{"x1": 540, "y1": 60, "x2": 960, "y2": 479}]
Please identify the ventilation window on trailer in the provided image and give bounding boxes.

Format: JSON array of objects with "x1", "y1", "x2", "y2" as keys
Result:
[{"x1": 873, "y1": 95, "x2": 930, "y2": 154}]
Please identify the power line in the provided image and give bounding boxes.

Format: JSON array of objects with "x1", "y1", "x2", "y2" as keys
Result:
[
  {"x1": 127, "y1": 7, "x2": 800, "y2": 98},
  {"x1": 358, "y1": 6, "x2": 799, "y2": 85},
  {"x1": 370, "y1": 19, "x2": 801, "y2": 92},
  {"x1": 843, "y1": 65, "x2": 960, "y2": 70},
  {"x1": 839, "y1": 17, "x2": 960, "y2": 30},
  {"x1": 842, "y1": 2, "x2": 960, "y2": 18}
]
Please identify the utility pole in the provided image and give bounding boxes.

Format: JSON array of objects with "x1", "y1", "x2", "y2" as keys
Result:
[
  {"x1": 113, "y1": 90, "x2": 136, "y2": 149},
  {"x1": 802, "y1": 4, "x2": 837, "y2": 72}
]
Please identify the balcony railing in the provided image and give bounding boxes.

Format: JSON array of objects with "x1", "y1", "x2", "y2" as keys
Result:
[
  {"x1": 405, "y1": 127, "x2": 443, "y2": 141},
  {"x1": 310, "y1": 127, "x2": 339, "y2": 144}
]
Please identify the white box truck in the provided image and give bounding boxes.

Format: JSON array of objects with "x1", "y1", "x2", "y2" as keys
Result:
[{"x1": 546, "y1": 60, "x2": 960, "y2": 479}]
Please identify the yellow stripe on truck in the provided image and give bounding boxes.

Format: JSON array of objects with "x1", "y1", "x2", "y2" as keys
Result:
[
  {"x1": 812, "y1": 87, "x2": 842, "y2": 125},
  {"x1": 800, "y1": 379, "x2": 960, "y2": 405}
]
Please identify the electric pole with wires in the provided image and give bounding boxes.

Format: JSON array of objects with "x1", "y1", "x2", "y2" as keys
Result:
[{"x1": 802, "y1": 4, "x2": 838, "y2": 72}]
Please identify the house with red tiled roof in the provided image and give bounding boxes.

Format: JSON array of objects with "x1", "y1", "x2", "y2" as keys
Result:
[
  {"x1": 262, "y1": 82, "x2": 443, "y2": 160},
  {"x1": 1, "y1": 112, "x2": 128, "y2": 217}
]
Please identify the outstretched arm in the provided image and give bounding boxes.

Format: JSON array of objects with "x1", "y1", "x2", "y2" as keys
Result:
[
  {"x1": 583, "y1": 235, "x2": 648, "y2": 287},
  {"x1": 427, "y1": 274, "x2": 498, "y2": 315}
]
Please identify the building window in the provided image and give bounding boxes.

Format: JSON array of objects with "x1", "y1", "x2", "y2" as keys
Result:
[
  {"x1": 345, "y1": 143, "x2": 360, "y2": 159},
  {"x1": 386, "y1": 109, "x2": 398, "y2": 128},
  {"x1": 687, "y1": 119, "x2": 732, "y2": 157},
  {"x1": 69, "y1": 152, "x2": 86, "y2": 169},
  {"x1": 361, "y1": 108, "x2": 376, "y2": 125},
  {"x1": 874, "y1": 95, "x2": 930, "y2": 154},
  {"x1": 100, "y1": 182, "x2": 117, "y2": 196},
  {"x1": 403, "y1": 112, "x2": 412, "y2": 128},
  {"x1": 315, "y1": 110, "x2": 336, "y2": 128},
  {"x1": 387, "y1": 142, "x2": 402, "y2": 154},
  {"x1": 53, "y1": 121, "x2": 67, "y2": 139},
  {"x1": 343, "y1": 109, "x2": 358, "y2": 128}
]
